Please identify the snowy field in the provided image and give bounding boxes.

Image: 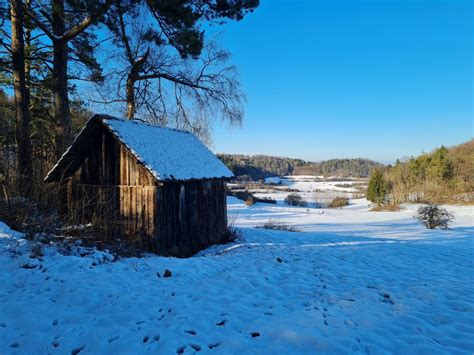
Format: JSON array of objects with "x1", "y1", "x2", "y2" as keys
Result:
[
  {"x1": 256, "y1": 175, "x2": 366, "y2": 206},
  {"x1": 0, "y1": 195, "x2": 473, "y2": 353}
]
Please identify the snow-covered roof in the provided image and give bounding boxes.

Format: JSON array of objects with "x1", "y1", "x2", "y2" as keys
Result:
[{"x1": 45, "y1": 114, "x2": 234, "y2": 182}]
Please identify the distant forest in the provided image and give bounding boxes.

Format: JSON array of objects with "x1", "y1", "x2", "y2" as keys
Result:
[{"x1": 217, "y1": 154, "x2": 384, "y2": 180}]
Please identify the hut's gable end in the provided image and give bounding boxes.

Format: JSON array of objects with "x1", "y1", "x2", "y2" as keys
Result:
[
  {"x1": 69, "y1": 125, "x2": 157, "y2": 187},
  {"x1": 118, "y1": 143, "x2": 158, "y2": 187},
  {"x1": 66, "y1": 126, "x2": 159, "y2": 240}
]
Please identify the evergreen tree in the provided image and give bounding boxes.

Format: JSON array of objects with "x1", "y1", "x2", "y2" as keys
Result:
[
  {"x1": 24, "y1": 0, "x2": 114, "y2": 159},
  {"x1": 9, "y1": 0, "x2": 32, "y2": 194},
  {"x1": 366, "y1": 169, "x2": 387, "y2": 205},
  {"x1": 427, "y1": 146, "x2": 452, "y2": 183}
]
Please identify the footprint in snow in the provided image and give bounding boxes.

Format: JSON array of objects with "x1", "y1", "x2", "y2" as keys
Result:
[
  {"x1": 379, "y1": 293, "x2": 394, "y2": 305},
  {"x1": 185, "y1": 329, "x2": 197, "y2": 335},
  {"x1": 208, "y1": 342, "x2": 221, "y2": 350},
  {"x1": 71, "y1": 345, "x2": 85, "y2": 355},
  {"x1": 107, "y1": 336, "x2": 119, "y2": 343},
  {"x1": 190, "y1": 344, "x2": 202, "y2": 352},
  {"x1": 216, "y1": 320, "x2": 227, "y2": 326}
]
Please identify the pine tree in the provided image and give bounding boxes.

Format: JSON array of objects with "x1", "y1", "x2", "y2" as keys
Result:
[
  {"x1": 10, "y1": 0, "x2": 32, "y2": 195},
  {"x1": 24, "y1": 0, "x2": 114, "y2": 159},
  {"x1": 366, "y1": 169, "x2": 387, "y2": 205},
  {"x1": 427, "y1": 146, "x2": 452, "y2": 183}
]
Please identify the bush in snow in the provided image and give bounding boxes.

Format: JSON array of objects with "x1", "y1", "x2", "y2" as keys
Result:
[
  {"x1": 256, "y1": 220, "x2": 299, "y2": 232},
  {"x1": 328, "y1": 197, "x2": 349, "y2": 208},
  {"x1": 415, "y1": 204, "x2": 454, "y2": 229},
  {"x1": 245, "y1": 196, "x2": 255, "y2": 206},
  {"x1": 284, "y1": 193, "x2": 307, "y2": 207}
]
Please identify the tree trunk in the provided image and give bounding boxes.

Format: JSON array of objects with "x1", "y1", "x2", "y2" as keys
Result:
[
  {"x1": 125, "y1": 49, "x2": 150, "y2": 119},
  {"x1": 126, "y1": 74, "x2": 136, "y2": 119},
  {"x1": 52, "y1": 0, "x2": 72, "y2": 158},
  {"x1": 10, "y1": 0, "x2": 32, "y2": 195}
]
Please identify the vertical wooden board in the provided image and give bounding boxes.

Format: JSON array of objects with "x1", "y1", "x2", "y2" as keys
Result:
[
  {"x1": 124, "y1": 146, "x2": 128, "y2": 185},
  {"x1": 130, "y1": 186, "x2": 135, "y2": 235},
  {"x1": 144, "y1": 188, "x2": 149, "y2": 234},
  {"x1": 154, "y1": 187, "x2": 161, "y2": 253},
  {"x1": 123, "y1": 186, "x2": 129, "y2": 235},
  {"x1": 120, "y1": 145, "x2": 125, "y2": 185},
  {"x1": 130, "y1": 156, "x2": 136, "y2": 186},
  {"x1": 101, "y1": 130, "x2": 105, "y2": 185},
  {"x1": 158, "y1": 187, "x2": 166, "y2": 253},
  {"x1": 149, "y1": 188, "x2": 154, "y2": 234},
  {"x1": 171, "y1": 184, "x2": 178, "y2": 252},
  {"x1": 138, "y1": 187, "x2": 142, "y2": 235},
  {"x1": 149, "y1": 187, "x2": 155, "y2": 235}
]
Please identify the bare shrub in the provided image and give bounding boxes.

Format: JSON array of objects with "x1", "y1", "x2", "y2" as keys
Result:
[
  {"x1": 245, "y1": 196, "x2": 255, "y2": 206},
  {"x1": 415, "y1": 204, "x2": 454, "y2": 229},
  {"x1": 328, "y1": 197, "x2": 349, "y2": 208},
  {"x1": 231, "y1": 189, "x2": 253, "y2": 202},
  {"x1": 29, "y1": 243, "x2": 44, "y2": 259},
  {"x1": 256, "y1": 220, "x2": 299, "y2": 232},
  {"x1": 256, "y1": 196, "x2": 277, "y2": 204},
  {"x1": 223, "y1": 213, "x2": 241, "y2": 243},
  {"x1": 0, "y1": 181, "x2": 63, "y2": 234},
  {"x1": 298, "y1": 199, "x2": 308, "y2": 207},
  {"x1": 370, "y1": 203, "x2": 401, "y2": 212},
  {"x1": 229, "y1": 189, "x2": 276, "y2": 205},
  {"x1": 284, "y1": 193, "x2": 307, "y2": 207}
]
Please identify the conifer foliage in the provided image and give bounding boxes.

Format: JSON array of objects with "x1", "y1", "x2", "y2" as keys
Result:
[
  {"x1": 0, "y1": 0, "x2": 259, "y2": 198},
  {"x1": 366, "y1": 169, "x2": 387, "y2": 206}
]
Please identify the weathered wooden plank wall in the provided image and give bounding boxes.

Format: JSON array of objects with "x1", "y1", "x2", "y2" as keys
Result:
[
  {"x1": 64, "y1": 124, "x2": 228, "y2": 257},
  {"x1": 154, "y1": 179, "x2": 227, "y2": 256}
]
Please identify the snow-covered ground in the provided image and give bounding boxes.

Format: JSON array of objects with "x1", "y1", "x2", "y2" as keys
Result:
[
  {"x1": 258, "y1": 175, "x2": 366, "y2": 205},
  {"x1": 279, "y1": 175, "x2": 364, "y2": 193},
  {"x1": 0, "y1": 197, "x2": 473, "y2": 354}
]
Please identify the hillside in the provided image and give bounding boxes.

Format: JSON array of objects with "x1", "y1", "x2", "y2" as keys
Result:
[
  {"x1": 217, "y1": 154, "x2": 383, "y2": 180},
  {"x1": 386, "y1": 139, "x2": 474, "y2": 204},
  {"x1": 294, "y1": 158, "x2": 384, "y2": 177}
]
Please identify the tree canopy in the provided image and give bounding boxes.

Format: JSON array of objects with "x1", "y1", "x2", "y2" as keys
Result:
[{"x1": 0, "y1": 0, "x2": 259, "y2": 196}]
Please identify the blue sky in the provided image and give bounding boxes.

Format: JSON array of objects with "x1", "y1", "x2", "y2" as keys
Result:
[{"x1": 207, "y1": 0, "x2": 472, "y2": 163}]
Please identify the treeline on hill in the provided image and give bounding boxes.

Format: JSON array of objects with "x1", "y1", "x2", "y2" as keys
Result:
[
  {"x1": 295, "y1": 158, "x2": 384, "y2": 177},
  {"x1": 217, "y1": 154, "x2": 383, "y2": 181},
  {"x1": 385, "y1": 140, "x2": 474, "y2": 204},
  {"x1": 367, "y1": 140, "x2": 473, "y2": 206},
  {"x1": 217, "y1": 154, "x2": 306, "y2": 180}
]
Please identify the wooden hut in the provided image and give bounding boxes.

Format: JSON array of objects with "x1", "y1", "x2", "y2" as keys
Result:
[{"x1": 45, "y1": 114, "x2": 234, "y2": 256}]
